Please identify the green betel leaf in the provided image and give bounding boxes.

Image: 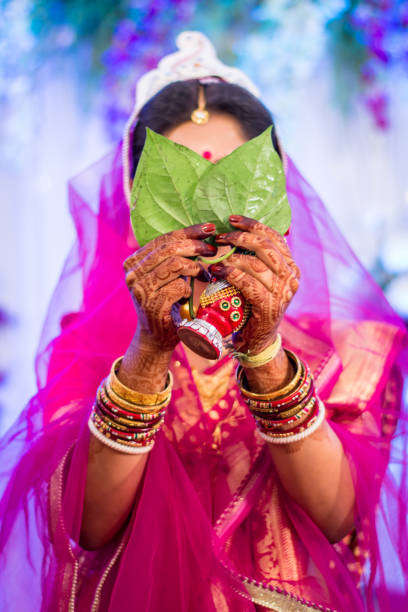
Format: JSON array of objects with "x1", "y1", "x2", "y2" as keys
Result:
[
  {"x1": 130, "y1": 128, "x2": 212, "y2": 246},
  {"x1": 191, "y1": 126, "x2": 291, "y2": 235},
  {"x1": 130, "y1": 126, "x2": 291, "y2": 246}
]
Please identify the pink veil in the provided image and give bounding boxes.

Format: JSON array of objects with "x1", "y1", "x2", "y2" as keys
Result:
[{"x1": 0, "y1": 140, "x2": 407, "y2": 611}]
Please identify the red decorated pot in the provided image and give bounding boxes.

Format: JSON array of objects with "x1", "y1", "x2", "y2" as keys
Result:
[{"x1": 177, "y1": 279, "x2": 250, "y2": 359}]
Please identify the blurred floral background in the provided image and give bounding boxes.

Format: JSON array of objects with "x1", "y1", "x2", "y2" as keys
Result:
[{"x1": 1, "y1": 0, "x2": 408, "y2": 434}]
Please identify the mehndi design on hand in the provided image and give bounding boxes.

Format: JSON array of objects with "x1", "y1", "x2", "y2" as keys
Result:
[
  {"x1": 123, "y1": 223, "x2": 216, "y2": 352},
  {"x1": 211, "y1": 215, "x2": 300, "y2": 355}
]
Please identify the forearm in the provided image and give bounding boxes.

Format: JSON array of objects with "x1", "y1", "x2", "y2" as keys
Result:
[
  {"x1": 81, "y1": 436, "x2": 149, "y2": 549},
  {"x1": 81, "y1": 334, "x2": 172, "y2": 549},
  {"x1": 245, "y1": 350, "x2": 355, "y2": 542},
  {"x1": 80, "y1": 224, "x2": 215, "y2": 549},
  {"x1": 267, "y1": 420, "x2": 355, "y2": 542}
]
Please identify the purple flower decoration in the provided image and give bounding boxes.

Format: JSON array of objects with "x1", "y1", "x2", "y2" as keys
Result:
[{"x1": 365, "y1": 92, "x2": 390, "y2": 130}]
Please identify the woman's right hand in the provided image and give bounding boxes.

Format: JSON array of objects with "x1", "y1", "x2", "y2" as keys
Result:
[
  {"x1": 123, "y1": 223, "x2": 216, "y2": 353},
  {"x1": 83, "y1": 226, "x2": 216, "y2": 547}
]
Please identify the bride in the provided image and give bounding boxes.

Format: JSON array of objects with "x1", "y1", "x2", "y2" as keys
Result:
[{"x1": 0, "y1": 31, "x2": 406, "y2": 612}]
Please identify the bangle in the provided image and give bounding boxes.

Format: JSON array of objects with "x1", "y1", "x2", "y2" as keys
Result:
[
  {"x1": 98, "y1": 386, "x2": 166, "y2": 421},
  {"x1": 101, "y1": 381, "x2": 169, "y2": 414},
  {"x1": 97, "y1": 399, "x2": 165, "y2": 428},
  {"x1": 88, "y1": 358, "x2": 171, "y2": 455},
  {"x1": 109, "y1": 357, "x2": 173, "y2": 405},
  {"x1": 232, "y1": 334, "x2": 282, "y2": 368},
  {"x1": 95, "y1": 401, "x2": 165, "y2": 432},
  {"x1": 236, "y1": 350, "x2": 302, "y2": 401},
  {"x1": 89, "y1": 411, "x2": 158, "y2": 447},
  {"x1": 246, "y1": 371, "x2": 313, "y2": 418},
  {"x1": 92, "y1": 410, "x2": 162, "y2": 439},
  {"x1": 257, "y1": 405, "x2": 319, "y2": 438},
  {"x1": 264, "y1": 365, "x2": 311, "y2": 408},
  {"x1": 105, "y1": 380, "x2": 171, "y2": 412},
  {"x1": 88, "y1": 417, "x2": 154, "y2": 454},
  {"x1": 258, "y1": 399, "x2": 326, "y2": 445},
  {"x1": 255, "y1": 396, "x2": 316, "y2": 428},
  {"x1": 250, "y1": 378, "x2": 314, "y2": 418},
  {"x1": 256, "y1": 399, "x2": 319, "y2": 437}
]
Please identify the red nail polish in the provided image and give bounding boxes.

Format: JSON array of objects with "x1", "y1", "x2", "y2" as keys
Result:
[
  {"x1": 209, "y1": 263, "x2": 225, "y2": 274},
  {"x1": 229, "y1": 215, "x2": 242, "y2": 223},
  {"x1": 215, "y1": 233, "x2": 227, "y2": 240},
  {"x1": 201, "y1": 244, "x2": 217, "y2": 254},
  {"x1": 201, "y1": 223, "x2": 216, "y2": 233}
]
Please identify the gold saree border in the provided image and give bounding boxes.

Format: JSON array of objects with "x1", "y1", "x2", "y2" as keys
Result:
[
  {"x1": 233, "y1": 578, "x2": 337, "y2": 612},
  {"x1": 214, "y1": 446, "x2": 266, "y2": 540},
  {"x1": 49, "y1": 445, "x2": 127, "y2": 612},
  {"x1": 214, "y1": 449, "x2": 337, "y2": 612},
  {"x1": 49, "y1": 449, "x2": 79, "y2": 612}
]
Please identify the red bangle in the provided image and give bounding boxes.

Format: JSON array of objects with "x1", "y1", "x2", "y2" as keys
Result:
[
  {"x1": 250, "y1": 382, "x2": 314, "y2": 420},
  {"x1": 256, "y1": 396, "x2": 317, "y2": 430},
  {"x1": 255, "y1": 397, "x2": 315, "y2": 428},
  {"x1": 245, "y1": 370, "x2": 312, "y2": 414},
  {"x1": 92, "y1": 409, "x2": 162, "y2": 439},
  {"x1": 255, "y1": 398, "x2": 318, "y2": 436},
  {"x1": 266, "y1": 366, "x2": 311, "y2": 408},
  {"x1": 96, "y1": 395, "x2": 164, "y2": 428}
]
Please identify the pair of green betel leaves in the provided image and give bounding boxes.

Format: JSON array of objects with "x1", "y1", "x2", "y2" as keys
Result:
[{"x1": 130, "y1": 125, "x2": 291, "y2": 252}]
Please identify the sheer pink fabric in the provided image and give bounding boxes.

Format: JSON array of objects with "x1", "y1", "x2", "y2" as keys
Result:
[{"x1": 0, "y1": 142, "x2": 406, "y2": 611}]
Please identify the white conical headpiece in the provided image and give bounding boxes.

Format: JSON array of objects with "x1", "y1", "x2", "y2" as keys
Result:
[
  {"x1": 123, "y1": 31, "x2": 261, "y2": 205},
  {"x1": 136, "y1": 31, "x2": 260, "y2": 112}
]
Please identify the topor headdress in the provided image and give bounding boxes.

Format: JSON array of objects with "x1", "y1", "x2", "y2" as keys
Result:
[{"x1": 122, "y1": 31, "x2": 261, "y2": 205}]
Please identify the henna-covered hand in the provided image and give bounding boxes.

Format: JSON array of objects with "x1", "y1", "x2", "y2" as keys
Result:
[
  {"x1": 123, "y1": 223, "x2": 216, "y2": 352},
  {"x1": 210, "y1": 215, "x2": 300, "y2": 355}
]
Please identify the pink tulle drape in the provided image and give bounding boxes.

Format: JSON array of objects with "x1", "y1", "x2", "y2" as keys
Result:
[{"x1": 0, "y1": 142, "x2": 407, "y2": 611}]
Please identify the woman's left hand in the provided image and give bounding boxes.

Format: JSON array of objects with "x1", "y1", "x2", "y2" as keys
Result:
[{"x1": 210, "y1": 215, "x2": 300, "y2": 355}]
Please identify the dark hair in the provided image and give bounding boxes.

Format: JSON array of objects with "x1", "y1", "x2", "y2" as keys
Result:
[{"x1": 130, "y1": 79, "x2": 280, "y2": 177}]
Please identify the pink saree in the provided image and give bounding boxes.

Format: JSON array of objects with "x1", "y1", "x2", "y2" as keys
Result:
[{"x1": 0, "y1": 143, "x2": 406, "y2": 611}]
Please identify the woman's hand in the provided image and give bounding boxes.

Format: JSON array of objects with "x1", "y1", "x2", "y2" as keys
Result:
[
  {"x1": 210, "y1": 215, "x2": 300, "y2": 355},
  {"x1": 124, "y1": 223, "x2": 216, "y2": 353}
]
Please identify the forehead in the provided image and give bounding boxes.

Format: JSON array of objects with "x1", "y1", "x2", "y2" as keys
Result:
[{"x1": 163, "y1": 112, "x2": 248, "y2": 161}]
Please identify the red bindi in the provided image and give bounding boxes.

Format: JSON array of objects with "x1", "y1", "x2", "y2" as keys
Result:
[{"x1": 202, "y1": 150, "x2": 212, "y2": 160}]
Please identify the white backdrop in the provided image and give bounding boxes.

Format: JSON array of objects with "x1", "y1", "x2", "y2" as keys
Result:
[{"x1": 1, "y1": 58, "x2": 407, "y2": 434}]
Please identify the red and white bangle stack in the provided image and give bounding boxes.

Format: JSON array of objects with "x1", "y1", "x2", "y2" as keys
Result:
[
  {"x1": 88, "y1": 357, "x2": 172, "y2": 454},
  {"x1": 236, "y1": 349, "x2": 325, "y2": 444}
]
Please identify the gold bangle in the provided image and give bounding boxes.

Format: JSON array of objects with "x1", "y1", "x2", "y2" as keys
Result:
[
  {"x1": 250, "y1": 402, "x2": 306, "y2": 419},
  {"x1": 101, "y1": 380, "x2": 169, "y2": 414},
  {"x1": 94, "y1": 410, "x2": 164, "y2": 435},
  {"x1": 109, "y1": 356, "x2": 173, "y2": 405},
  {"x1": 249, "y1": 393, "x2": 314, "y2": 421},
  {"x1": 233, "y1": 334, "x2": 282, "y2": 368},
  {"x1": 98, "y1": 403, "x2": 165, "y2": 428},
  {"x1": 98, "y1": 385, "x2": 165, "y2": 420},
  {"x1": 255, "y1": 395, "x2": 317, "y2": 429},
  {"x1": 247, "y1": 374, "x2": 314, "y2": 418},
  {"x1": 236, "y1": 350, "x2": 302, "y2": 401},
  {"x1": 103, "y1": 382, "x2": 170, "y2": 414},
  {"x1": 257, "y1": 405, "x2": 320, "y2": 439}
]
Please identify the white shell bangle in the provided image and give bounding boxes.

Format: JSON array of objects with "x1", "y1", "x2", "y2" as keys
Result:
[
  {"x1": 258, "y1": 399, "x2": 326, "y2": 445},
  {"x1": 88, "y1": 417, "x2": 154, "y2": 454}
]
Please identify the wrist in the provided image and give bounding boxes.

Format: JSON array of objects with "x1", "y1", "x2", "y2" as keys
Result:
[
  {"x1": 135, "y1": 328, "x2": 175, "y2": 357},
  {"x1": 243, "y1": 348, "x2": 294, "y2": 395},
  {"x1": 119, "y1": 331, "x2": 173, "y2": 392}
]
